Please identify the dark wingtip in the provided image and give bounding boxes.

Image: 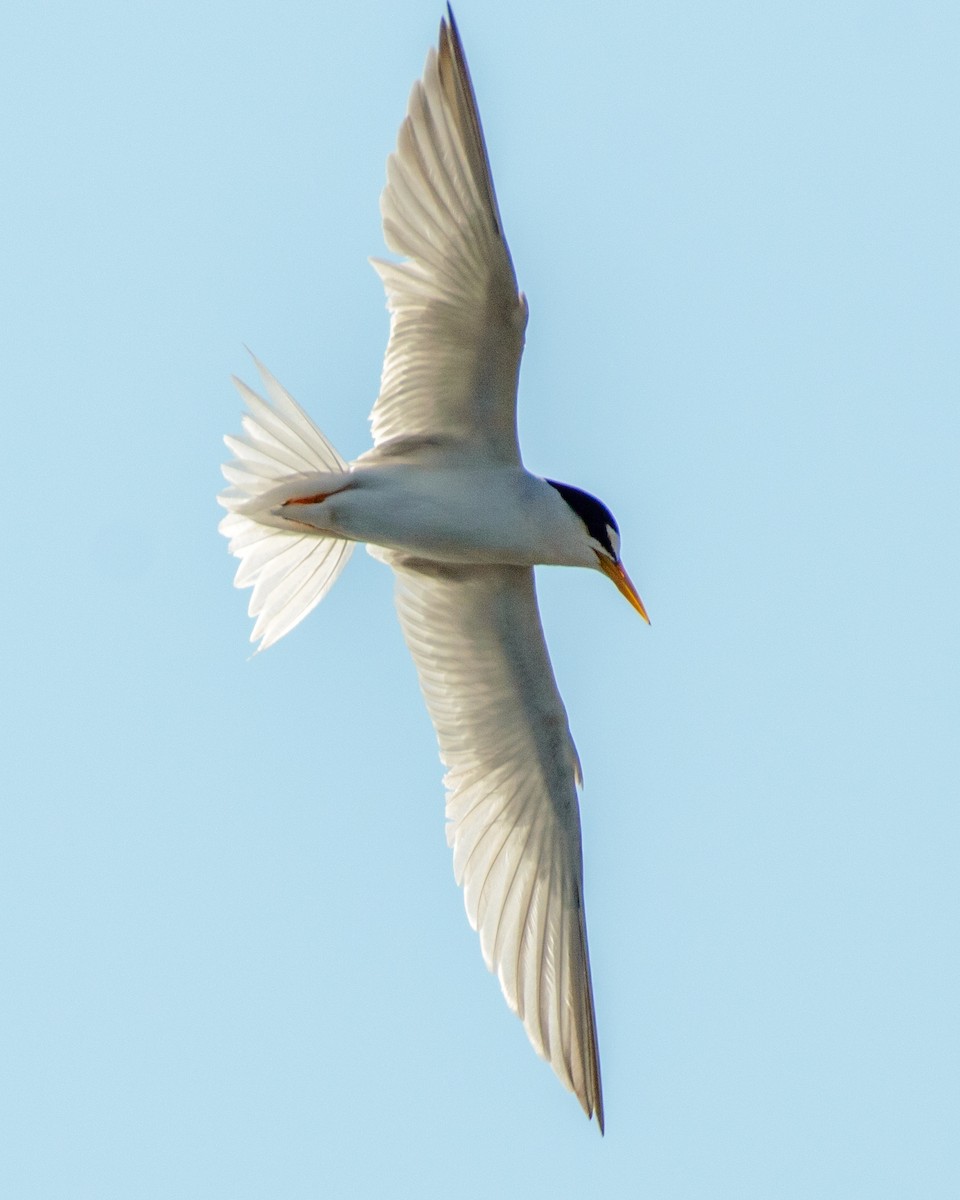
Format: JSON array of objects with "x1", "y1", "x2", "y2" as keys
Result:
[
  {"x1": 442, "y1": 3, "x2": 457, "y2": 43},
  {"x1": 432, "y1": 1, "x2": 505, "y2": 242},
  {"x1": 441, "y1": 4, "x2": 462, "y2": 60}
]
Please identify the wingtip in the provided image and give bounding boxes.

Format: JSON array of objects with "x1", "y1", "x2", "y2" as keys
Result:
[
  {"x1": 579, "y1": 1080, "x2": 604, "y2": 1134},
  {"x1": 441, "y1": 5, "x2": 464, "y2": 74},
  {"x1": 439, "y1": 4, "x2": 462, "y2": 67},
  {"x1": 588, "y1": 1055, "x2": 605, "y2": 1136},
  {"x1": 438, "y1": 6, "x2": 452, "y2": 60}
]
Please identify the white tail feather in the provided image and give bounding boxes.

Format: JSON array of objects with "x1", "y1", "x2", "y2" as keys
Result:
[{"x1": 218, "y1": 356, "x2": 354, "y2": 651}]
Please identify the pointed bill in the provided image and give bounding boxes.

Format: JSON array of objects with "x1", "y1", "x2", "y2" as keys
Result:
[{"x1": 598, "y1": 556, "x2": 651, "y2": 623}]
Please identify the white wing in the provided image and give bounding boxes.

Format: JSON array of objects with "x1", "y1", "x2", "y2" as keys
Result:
[
  {"x1": 369, "y1": 10, "x2": 528, "y2": 462},
  {"x1": 381, "y1": 552, "x2": 604, "y2": 1129}
]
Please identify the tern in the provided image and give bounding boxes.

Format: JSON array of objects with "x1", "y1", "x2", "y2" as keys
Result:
[{"x1": 218, "y1": 7, "x2": 649, "y2": 1132}]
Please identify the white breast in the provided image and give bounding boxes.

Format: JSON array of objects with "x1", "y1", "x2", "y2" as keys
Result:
[{"x1": 310, "y1": 463, "x2": 584, "y2": 567}]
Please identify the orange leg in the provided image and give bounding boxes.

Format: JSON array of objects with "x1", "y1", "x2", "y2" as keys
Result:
[{"x1": 282, "y1": 491, "x2": 332, "y2": 507}]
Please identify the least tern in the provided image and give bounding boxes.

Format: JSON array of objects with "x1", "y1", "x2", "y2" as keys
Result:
[{"x1": 218, "y1": 7, "x2": 649, "y2": 1132}]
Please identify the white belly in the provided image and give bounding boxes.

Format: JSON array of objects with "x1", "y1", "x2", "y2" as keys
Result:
[{"x1": 306, "y1": 464, "x2": 572, "y2": 567}]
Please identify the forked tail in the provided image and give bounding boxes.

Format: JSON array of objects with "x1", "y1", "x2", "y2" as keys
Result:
[{"x1": 218, "y1": 355, "x2": 354, "y2": 651}]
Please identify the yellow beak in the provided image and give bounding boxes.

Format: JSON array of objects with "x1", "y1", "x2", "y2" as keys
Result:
[{"x1": 597, "y1": 555, "x2": 651, "y2": 624}]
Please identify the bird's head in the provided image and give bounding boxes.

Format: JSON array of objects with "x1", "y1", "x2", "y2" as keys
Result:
[{"x1": 546, "y1": 480, "x2": 650, "y2": 623}]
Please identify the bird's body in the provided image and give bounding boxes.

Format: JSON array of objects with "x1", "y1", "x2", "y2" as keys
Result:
[
  {"x1": 219, "y1": 7, "x2": 648, "y2": 1133},
  {"x1": 258, "y1": 457, "x2": 605, "y2": 569}
]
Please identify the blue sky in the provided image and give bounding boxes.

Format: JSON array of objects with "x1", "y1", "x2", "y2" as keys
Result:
[{"x1": 2, "y1": 1, "x2": 958, "y2": 1196}]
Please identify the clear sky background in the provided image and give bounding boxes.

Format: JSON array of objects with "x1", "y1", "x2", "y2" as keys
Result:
[{"x1": 2, "y1": 1, "x2": 958, "y2": 1196}]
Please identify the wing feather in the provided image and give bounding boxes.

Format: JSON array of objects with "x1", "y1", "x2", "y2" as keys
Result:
[
  {"x1": 369, "y1": 12, "x2": 527, "y2": 462},
  {"x1": 385, "y1": 555, "x2": 604, "y2": 1129}
]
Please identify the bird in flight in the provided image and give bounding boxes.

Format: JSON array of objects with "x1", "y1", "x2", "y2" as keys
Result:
[{"x1": 218, "y1": 7, "x2": 649, "y2": 1132}]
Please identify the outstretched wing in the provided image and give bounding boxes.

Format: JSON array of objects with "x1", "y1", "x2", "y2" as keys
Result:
[
  {"x1": 380, "y1": 551, "x2": 604, "y2": 1129},
  {"x1": 369, "y1": 9, "x2": 528, "y2": 463}
]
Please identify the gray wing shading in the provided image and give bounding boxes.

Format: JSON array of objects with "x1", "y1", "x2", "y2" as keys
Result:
[
  {"x1": 369, "y1": 10, "x2": 528, "y2": 463},
  {"x1": 380, "y1": 551, "x2": 604, "y2": 1128}
]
